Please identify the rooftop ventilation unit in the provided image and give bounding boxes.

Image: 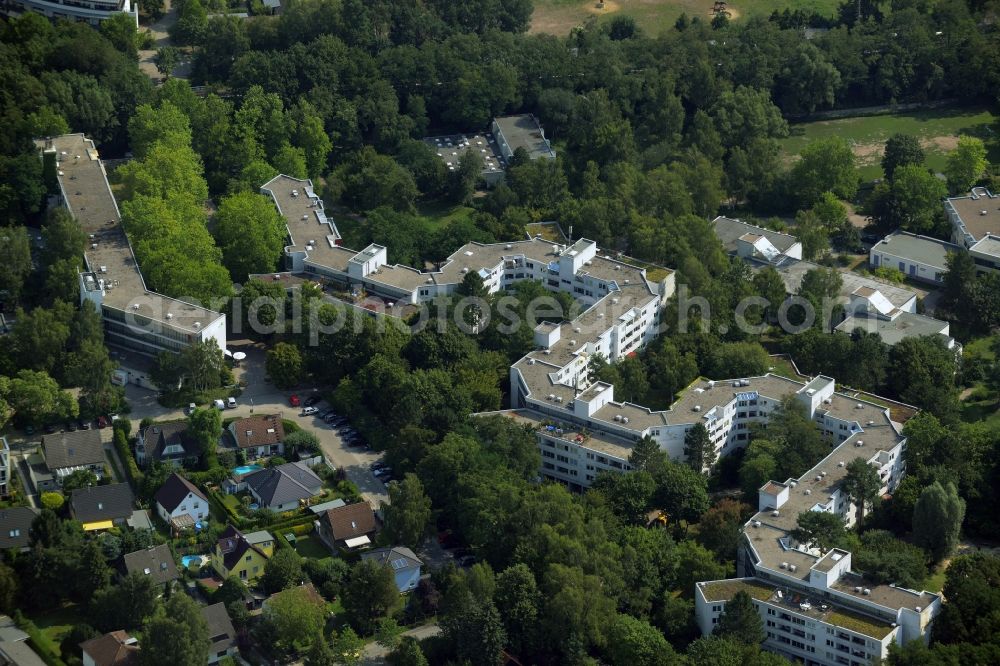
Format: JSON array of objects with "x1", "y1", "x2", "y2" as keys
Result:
[
  {"x1": 166, "y1": 313, "x2": 173, "y2": 320},
  {"x1": 612, "y1": 297, "x2": 619, "y2": 304},
  {"x1": 733, "y1": 381, "x2": 740, "y2": 388},
  {"x1": 771, "y1": 510, "x2": 780, "y2": 517},
  {"x1": 555, "y1": 396, "x2": 562, "y2": 403},
  {"x1": 821, "y1": 471, "x2": 827, "y2": 477},
  {"x1": 916, "y1": 606, "x2": 922, "y2": 612},
  {"x1": 824, "y1": 398, "x2": 832, "y2": 404},
  {"x1": 614, "y1": 415, "x2": 622, "y2": 422},
  {"x1": 708, "y1": 381, "x2": 715, "y2": 388},
  {"x1": 867, "y1": 420, "x2": 875, "y2": 426},
  {"x1": 856, "y1": 403, "x2": 864, "y2": 409},
  {"x1": 856, "y1": 440, "x2": 864, "y2": 447},
  {"x1": 693, "y1": 405, "x2": 701, "y2": 412},
  {"x1": 622, "y1": 417, "x2": 629, "y2": 424},
  {"x1": 527, "y1": 358, "x2": 535, "y2": 365},
  {"x1": 789, "y1": 564, "x2": 797, "y2": 572},
  {"x1": 806, "y1": 389, "x2": 816, "y2": 396},
  {"x1": 505, "y1": 244, "x2": 512, "y2": 250},
  {"x1": 543, "y1": 349, "x2": 551, "y2": 355},
  {"x1": 752, "y1": 520, "x2": 761, "y2": 528},
  {"x1": 194, "y1": 322, "x2": 201, "y2": 329},
  {"x1": 855, "y1": 586, "x2": 863, "y2": 593},
  {"x1": 132, "y1": 304, "x2": 140, "y2": 310},
  {"x1": 804, "y1": 489, "x2": 811, "y2": 495},
  {"x1": 780, "y1": 562, "x2": 788, "y2": 569},
  {"x1": 574, "y1": 327, "x2": 581, "y2": 333},
  {"x1": 863, "y1": 589, "x2": 871, "y2": 596},
  {"x1": 838, "y1": 461, "x2": 845, "y2": 467},
  {"x1": 547, "y1": 394, "x2": 555, "y2": 401},
  {"x1": 815, "y1": 475, "x2": 822, "y2": 481}
]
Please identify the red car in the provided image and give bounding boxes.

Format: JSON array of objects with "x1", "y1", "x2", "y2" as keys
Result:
[
  {"x1": 97, "y1": 416, "x2": 109, "y2": 429},
  {"x1": 289, "y1": 394, "x2": 300, "y2": 407}
]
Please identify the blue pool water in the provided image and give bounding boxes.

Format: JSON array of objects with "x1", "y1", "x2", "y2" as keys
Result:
[
  {"x1": 181, "y1": 555, "x2": 208, "y2": 569},
  {"x1": 233, "y1": 464, "x2": 263, "y2": 476}
]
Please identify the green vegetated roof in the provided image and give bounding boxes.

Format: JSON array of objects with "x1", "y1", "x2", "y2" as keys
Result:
[
  {"x1": 700, "y1": 579, "x2": 775, "y2": 603},
  {"x1": 826, "y1": 609, "x2": 896, "y2": 640},
  {"x1": 525, "y1": 222, "x2": 567, "y2": 243}
]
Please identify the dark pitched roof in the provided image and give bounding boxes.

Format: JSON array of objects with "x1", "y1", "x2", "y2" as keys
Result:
[
  {"x1": 154, "y1": 473, "x2": 207, "y2": 514},
  {"x1": 244, "y1": 462, "x2": 322, "y2": 508},
  {"x1": 70, "y1": 483, "x2": 134, "y2": 523},
  {"x1": 140, "y1": 422, "x2": 193, "y2": 463},
  {"x1": 322, "y1": 502, "x2": 376, "y2": 541},
  {"x1": 216, "y1": 525, "x2": 269, "y2": 572},
  {"x1": 229, "y1": 415, "x2": 284, "y2": 449},
  {"x1": 360, "y1": 546, "x2": 422, "y2": 571},
  {"x1": 121, "y1": 544, "x2": 179, "y2": 585},
  {"x1": 0, "y1": 507, "x2": 38, "y2": 550},
  {"x1": 42, "y1": 429, "x2": 104, "y2": 470},
  {"x1": 201, "y1": 603, "x2": 237, "y2": 655},
  {"x1": 79, "y1": 631, "x2": 139, "y2": 666}
]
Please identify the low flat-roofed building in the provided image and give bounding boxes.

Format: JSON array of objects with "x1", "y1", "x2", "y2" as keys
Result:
[
  {"x1": 491, "y1": 114, "x2": 556, "y2": 161},
  {"x1": 38, "y1": 135, "x2": 226, "y2": 359},
  {"x1": 869, "y1": 230, "x2": 960, "y2": 285},
  {"x1": 968, "y1": 234, "x2": 1000, "y2": 274},
  {"x1": 423, "y1": 133, "x2": 506, "y2": 186},
  {"x1": 713, "y1": 216, "x2": 803, "y2": 263}
]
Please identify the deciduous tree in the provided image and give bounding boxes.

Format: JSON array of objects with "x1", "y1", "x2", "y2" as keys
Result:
[
  {"x1": 841, "y1": 458, "x2": 882, "y2": 529},
  {"x1": 140, "y1": 593, "x2": 210, "y2": 666},
  {"x1": 266, "y1": 342, "x2": 303, "y2": 389},
  {"x1": 945, "y1": 136, "x2": 988, "y2": 195},
  {"x1": 913, "y1": 481, "x2": 965, "y2": 563},
  {"x1": 713, "y1": 590, "x2": 764, "y2": 645},
  {"x1": 382, "y1": 473, "x2": 432, "y2": 548},
  {"x1": 881, "y1": 133, "x2": 924, "y2": 180},
  {"x1": 683, "y1": 423, "x2": 715, "y2": 473}
]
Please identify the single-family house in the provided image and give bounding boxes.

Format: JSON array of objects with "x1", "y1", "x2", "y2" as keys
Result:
[
  {"x1": 361, "y1": 547, "x2": 423, "y2": 593},
  {"x1": 70, "y1": 483, "x2": 135, "y2": 531},
  {"x1": 227, "y1": 415, "x2": 284, "y2": 460},
  {"x1": 202, "y1": 603, "x2": 238, "y2": 664},
  {"x1": 42, "y1": 430, "x2": 105, "y2": 485},
  {"x1": 135, "y1": 422, "x2": 196, "y2": 467},
  {"x1": 212, "y1": 525, "x2": 271, "y2": 582},
  {"x1": 121, "y1": 544, "x2": 179, "y2": 587},
  {"x1": 316, "y1": 502, "x2": 377, "y2": 551},
  {"x1": 80, "y1": 631, "x2": 139, "y2": 666},
  {"x1": 0, "y1": 507, "x2": 38, "y2": 551},
  {"x1": 154, "y1": 473, "x2": 208, "y2": 532},
  {"x1": 712, "y1": 216, "x2": 803, "y2": 264},
  {"x1": 241, "y1": 462, "x2": 323, "y2": 511}
]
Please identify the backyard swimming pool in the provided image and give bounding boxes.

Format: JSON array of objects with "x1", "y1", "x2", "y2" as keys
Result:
[
  {"x1": 233, "y1": 464, "x2": 263, "y2": 476},
  {"x1": 181, "y1": 554, "x2": 209, "y2": 569}
]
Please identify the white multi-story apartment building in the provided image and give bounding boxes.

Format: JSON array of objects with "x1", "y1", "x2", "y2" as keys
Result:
[
  {"x1": 945, "y1": 187, "x2": 1000, "y2": 274},
  {"x1": 0, "y1": 437, "x2": 9, "y2": 497},
  {"x1": 692, "y1": 378, "x2": 940, "y2": 666},
  {"x1": 39, "y1": 135, "x2": 226, "y2": 358},
  {"x1": 3, "y1": 0, "x2": 137, "y2": 26}
]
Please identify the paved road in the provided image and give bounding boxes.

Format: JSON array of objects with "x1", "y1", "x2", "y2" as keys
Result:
[{"x1": 122, "y1": 340, "x2": 390, "y2": 508}]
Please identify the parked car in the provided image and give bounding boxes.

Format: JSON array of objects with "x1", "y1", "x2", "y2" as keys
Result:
[
  {"x1": 213, "y1": 399, "x2": 226, "y2": 410},
  {"x1": 304, "y1": 395, "x2": 321, "y2": 407},
  {"x1": 186, "y1": 403, "x2": 197, "y2": 416},
  {"x1": 373, "y1": 467, "x2": 392, "y2": 478},
  {"x1": 370, "y1": 461, "x2": 386, "y2": 471},
  {"x1": 323, "y1": 413, "x2": 341, "y2": 422},
  {"x1": 97, "y1": 415, "x2": 109, "y2": 429},
  {"x1": 44, "y1": 423, "x2": 57, "y2": 434},
  {"x1": 319, "y1": 409, "x2": 334, "y2": 418},
  {"x1": 227, "y1": 397, "x2": 237, "y2": 409},
  {"x1": 301, "y1": 406, "x2": 319, "y2": 416},
  {"x1": 289, "y1": 394, "x2": 300, "y2": 407},
  {"x1": 24, "y1": 425, "x2": 34, "y2": 436},
  {"x1": 65, "y1": 421, "x2": 77, "y2": 432},
  {"x1": 79, "y1": 419, "x2": 91, "y2": 430}
]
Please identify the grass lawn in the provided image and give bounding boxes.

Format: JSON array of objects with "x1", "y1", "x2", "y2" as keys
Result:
[
  {"x1": 780, "y1": 106, "x2": 1000, "y2": 181},
  {"x1": 31, "y1": 605, "x2": 85, "y2": 656},
  {"x1": 531, "y1": 0, "x2": 841, "y2": 37},
  {"x1": 921, "y1": 568, "x2": 947, "y2": 594},
  {"x1": 292, "y1": 534, "x2": 334, "y2": 560},
  {"x1": 415, "y1": 201, "x2": 475, "y2": 229}
]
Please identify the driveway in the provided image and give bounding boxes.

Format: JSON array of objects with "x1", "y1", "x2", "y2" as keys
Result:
[
  {"x1": 360, "y1": 624, "x2": 441, "y2": 664},
  {"x1": 122, "y1": 341, "x2": 390, "y2": 508}
]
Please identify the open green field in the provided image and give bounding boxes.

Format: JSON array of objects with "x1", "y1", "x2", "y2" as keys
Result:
[
  {"x1": 531, "y1": 0, "x2": 840, "y2": 38},
  {"x1": 780, "y1": 106, "x2": 1000, "y2": 181}
]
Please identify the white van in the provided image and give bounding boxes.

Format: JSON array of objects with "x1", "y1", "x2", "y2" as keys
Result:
[
  {"x1": 227, "y1": 397, "x2": 237, "y2": 409},
  {"x1": 213, "y1": 399, "x2": 226, "y2": 410}
]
